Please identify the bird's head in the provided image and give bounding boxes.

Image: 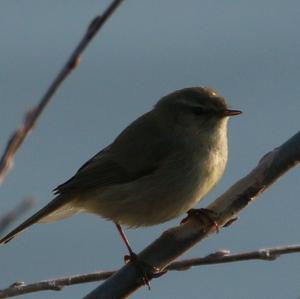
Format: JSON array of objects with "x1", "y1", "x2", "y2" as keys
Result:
[{"x1": 154, "y1": 87, "x2": 241, "y2": 133}]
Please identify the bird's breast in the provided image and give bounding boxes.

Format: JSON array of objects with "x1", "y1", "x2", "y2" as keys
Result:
[{"x1": 169, "y1": 139, "x2": 227, "y2": 209}]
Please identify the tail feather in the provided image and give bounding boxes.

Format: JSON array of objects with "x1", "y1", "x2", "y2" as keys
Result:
[{"x1": 0, "y1": 195, "x2": 76, "y2": 244}]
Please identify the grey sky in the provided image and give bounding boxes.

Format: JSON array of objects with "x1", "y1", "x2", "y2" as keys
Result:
[{"x1": 1, "y1": 1, "x2": 299, "y2": 298}]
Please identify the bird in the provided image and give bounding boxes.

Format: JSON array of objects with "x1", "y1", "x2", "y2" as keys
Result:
[{"x1": 0, "y1": 87, "x2": 241, "y2": 257}]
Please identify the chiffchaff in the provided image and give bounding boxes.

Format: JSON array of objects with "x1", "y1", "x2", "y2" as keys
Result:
[{"x1": 0, "y1": 87, "x2": 241, "y2": 253}]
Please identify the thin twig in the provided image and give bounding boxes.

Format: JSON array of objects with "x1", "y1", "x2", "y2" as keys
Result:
[
  {"x1": 0, "y1": 244, "x2": 299, "y2": 298},
  {"x1": 0, "y1": 198, "x2": 35, "y2": 235},
  {"x1": 168, "y1": 244, "x2": 300, "y2": 270},
  {"x1": 0, "y1": 0, "x2": 125, "y2": 184},
  {"x1": 0, "y1": 271, "x2": 115, "y2": 299}
]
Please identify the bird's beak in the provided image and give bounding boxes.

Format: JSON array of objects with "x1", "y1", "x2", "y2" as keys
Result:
[{"x1": 223, "y1": 109, "x2": 242, "y2": 117}]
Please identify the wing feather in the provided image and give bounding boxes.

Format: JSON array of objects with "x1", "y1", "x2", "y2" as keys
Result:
[{"x1": 54, "y1": 111, "x2": 173, "y2": 196}]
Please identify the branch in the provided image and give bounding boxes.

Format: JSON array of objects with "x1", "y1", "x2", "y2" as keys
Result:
[
  {"x1": 1, "y1": 244, "x2": 299, "y2": 298},
  {"x1": 0, "y1": 198, "x2": 35, "y2": 235},
  {"x1": 0, "y1": 272, "x2": 115, "y2": 299},
  {"x1": 168, "y1": 244, "x2": 300, "y2": 270},
  {"x1": 83, "y1": 131, "x2": 300, "y2": 299},
  {"x1": 0, "y1": 0, "x2": 125, "y2": 184}
]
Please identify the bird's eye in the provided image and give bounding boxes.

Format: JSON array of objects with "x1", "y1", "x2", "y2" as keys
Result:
[{"x1": 192, "y1": 107, "x2": 205, "y2": 115}]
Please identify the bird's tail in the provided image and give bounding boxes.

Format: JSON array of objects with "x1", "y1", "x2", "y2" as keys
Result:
[{"x1": 0, "y1": 195, "x2": 79, "y2": 244}]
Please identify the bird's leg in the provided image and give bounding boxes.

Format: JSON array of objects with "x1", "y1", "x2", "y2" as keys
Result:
[
  {"x1": 114, "y1": 222, "x2": 136, "y2": 260},
  {"x1": 114, "y1": 223, "x2": 163, "y2": 289},
  {"x1": 180, "y1": 208, "x2": 220, "y2": 232}
]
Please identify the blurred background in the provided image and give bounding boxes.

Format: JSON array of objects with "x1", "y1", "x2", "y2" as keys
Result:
[{"x1": 0, "y1": 1, "x2": 299, "y2": 298}]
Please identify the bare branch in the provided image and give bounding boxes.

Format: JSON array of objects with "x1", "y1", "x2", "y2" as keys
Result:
[
  {"x1": 83, "y1": 131, "x2": 300, "y2": 299},
  {"x1": 0, "y1": 198, "x2": 35, "y2": 235},
  {"x1": 0, "y1": 0, "x2": 125, "y2": 184},
  {"x1": 1, "y1": 244, "x2": 299, "y2": 298},
  {"x1": 168, "y1": 244, "x2": 300, "y2": 270},
  {"x1": 0, "y1": 271, "x2": 115, "y2": 299}
]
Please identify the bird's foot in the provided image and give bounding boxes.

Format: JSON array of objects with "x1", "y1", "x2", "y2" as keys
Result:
[
  {"x1": 181, "y1": 208, "x2": 220, "y2": 232},
  {"x1": 124, "y1": 252, "x2": 163, "y2": 289}
]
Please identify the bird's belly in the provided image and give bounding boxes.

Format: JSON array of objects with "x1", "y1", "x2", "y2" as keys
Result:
[{"x1": 81, "y1": 148, "x2": 226, "y2": 227}]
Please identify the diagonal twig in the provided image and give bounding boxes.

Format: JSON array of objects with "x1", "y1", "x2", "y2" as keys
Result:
[
  {"x1": 0, "y1": 0, "x2": 125, "y2": 184},
  {"x1": 0, "y1": 244, "x2": 299, "y2": 298}
]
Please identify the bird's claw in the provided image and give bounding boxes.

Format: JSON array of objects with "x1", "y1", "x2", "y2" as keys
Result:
[
  {"x1": 124, "y1": 252, "x2": 161, "y2": 290},
  {"x1": 181, "y1": 208, "x2": 220, "y2": 232}
]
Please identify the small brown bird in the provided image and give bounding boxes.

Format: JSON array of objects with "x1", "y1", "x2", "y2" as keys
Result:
[{"x1": 0, "y1": 87, "x2": 241, "y2": 257}]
